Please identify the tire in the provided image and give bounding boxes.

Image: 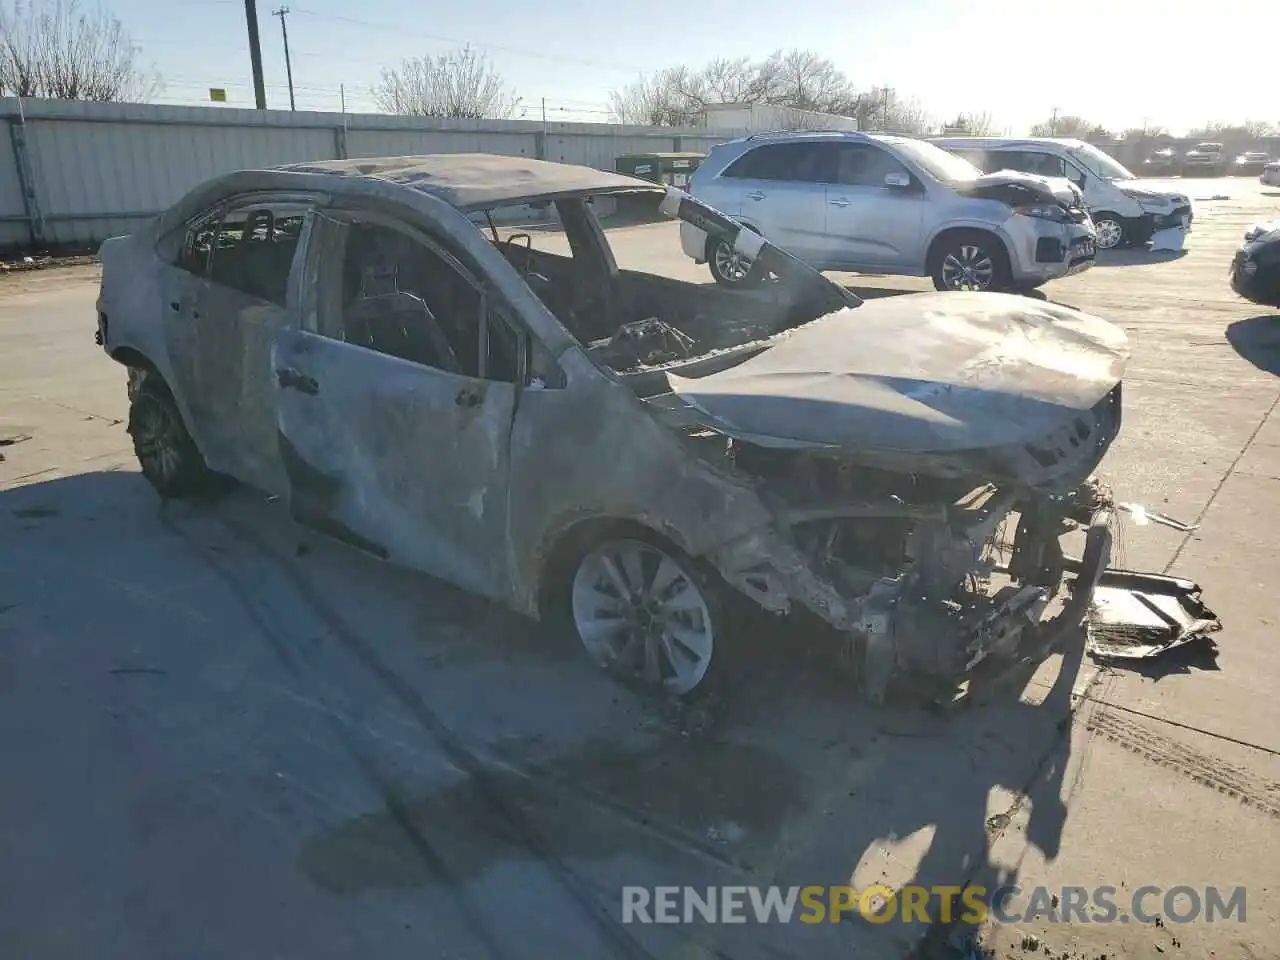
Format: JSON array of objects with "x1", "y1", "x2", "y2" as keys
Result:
[
  {"x1": 127, "y1": 375, "x2": 210, "y2": 498},
  {"x1": 929, "y1": 230, "x2": 1011, "y2": 292},
  {"x1": 707, "y1": 234, "x2": 764, "y2": 287},
  {"x1": 563, "y1": 531, "x2": 729, "y2": 697},
  {"x1": 1092, "y1": 213, "x2": 1126, "y2": 250}
]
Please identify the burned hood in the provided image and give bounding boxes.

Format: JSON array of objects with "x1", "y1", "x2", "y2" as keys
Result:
[
  {"x1": 665, "y1": 292, "x2": 1129, "y2": 453},
  {"x1": 960, "y1": 170, "x2": 1080, "y2": 207}
]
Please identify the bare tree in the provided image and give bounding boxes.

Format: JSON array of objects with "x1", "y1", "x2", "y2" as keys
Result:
[
  {"x1": 940, "y1": 112, "x2": 995, "y2": 136},
  {"x1": 1029, "y1": 115, "x2": 1110, "y2": 139},
  {"x1": 1186, "y1": 120, "x2": 1276, "y2": 140},
  {"x1": 608, "y1": 67, "x2": 702, "y2": 126},
  {"x1": 0, "y1": 0, "x2": 158, "y2": 101},
  {"x1": 373, "y1": 46, "x2": 520, "y2": 119},
  {"x1": 611, "y1": 49, "x2": 872, "y2": 127},
  {"x1": 758, "y1": 48, "x2": 855, "y2": 114},
  {"x1": 845, "y1": 86, "x2": 930, "y2": 134}
]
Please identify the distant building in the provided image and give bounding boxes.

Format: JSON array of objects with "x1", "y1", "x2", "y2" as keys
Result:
[{"x1": 702, "y1": 102, "x2": 858, "y2": 133}]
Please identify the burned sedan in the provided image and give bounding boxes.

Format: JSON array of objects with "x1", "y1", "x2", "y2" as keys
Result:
[{"x1": 96, "y1": 154, "x2": 1215, "y2": 704}]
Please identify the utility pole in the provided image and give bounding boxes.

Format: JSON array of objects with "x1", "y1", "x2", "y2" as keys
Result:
[
  {"x1": 1050, "y1": 106, "x2": 1059, "y2": 135},
  {"x1": 244, "y1": 0, "x2": 267, "y2": 109},
  {"x1": 273, "y1": 6, "x2": 295, "y2": 111}
]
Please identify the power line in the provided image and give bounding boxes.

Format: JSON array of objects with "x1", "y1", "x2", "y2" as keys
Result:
[{"x1": 285, "y1": 5, "x2": 645, "y2": 74}]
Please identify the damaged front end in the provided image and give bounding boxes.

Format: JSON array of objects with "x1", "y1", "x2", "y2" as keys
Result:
[
  {"x1": 642, "y1": 293, "x2": 1219, "y2": 704},
  {"x1": 706, "y1": 431, "x2": 1120, "y2": 704}
]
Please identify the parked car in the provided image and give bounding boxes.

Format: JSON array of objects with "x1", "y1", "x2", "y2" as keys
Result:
[
  {"x1": 680, "y1": 131, "x2": 1096, "y2": 293},
  {"x1": 1263, "y1": 162, "x2": 1280, "y2": 187},
  {"x1": 934, "y1": 137, "x2": 1192, "y2": 251},
  {"x1": 1141, "y1": 148, "x2": 1177, "y2": 175},
  {"x1": 1231, "y1": 221, "x2": 1280, "y2": 307},
  {"x1": 97, "y1": 153, "x2": 1165, "y2": 703},
  {"x1": 1182, "y1": 142, "x2": 1226, "y2": 175},
  {"x1": 1231, "y1": 151, "x2": 1273, "y2": 177}
]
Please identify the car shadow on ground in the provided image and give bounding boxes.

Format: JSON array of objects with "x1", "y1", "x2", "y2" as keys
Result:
[
  {"x1": 1226, "y1": 314, "x2": 1280, "y2": 375},
  {"x1": 2, "y1": 468, "x2": 1085, "y2": 958},
  {"x1": 1093, "y1": 248, "x2": 1189, "y2": 268},
  {"x1": 1096, "y1": 637, "x2": 1221, "y2": 681}
]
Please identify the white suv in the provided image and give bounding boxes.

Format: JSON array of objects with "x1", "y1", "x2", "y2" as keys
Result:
[{"x1": 681, "y1": 131, "x2": 1096, "y2": 292}]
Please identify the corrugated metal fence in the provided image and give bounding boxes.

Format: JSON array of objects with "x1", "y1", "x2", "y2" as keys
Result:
[{"x1": 0, "y1": 97, "x2": 744, "y2": 253}]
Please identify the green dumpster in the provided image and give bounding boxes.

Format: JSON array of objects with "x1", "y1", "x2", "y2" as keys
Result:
[{"x1": 614, "y1": 152, "x2": 705, "y2": 190}]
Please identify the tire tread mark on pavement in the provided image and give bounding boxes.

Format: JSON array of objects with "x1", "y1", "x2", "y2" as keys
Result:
[
  {"x1": 214, "y1": 514, "x2": 658, "y2": 960},
  {"x1": 1086, "y1": 710, "x2": 1280, "y2": 818}
]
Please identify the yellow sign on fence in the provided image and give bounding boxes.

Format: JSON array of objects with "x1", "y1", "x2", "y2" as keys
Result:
[{"x1": 209, "y1": 88, "x2": 227, "y2": 103}]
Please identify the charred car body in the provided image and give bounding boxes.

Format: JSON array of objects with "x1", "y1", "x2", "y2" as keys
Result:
[
  {"x1": 1231, "y1": 221, "x2": 1280, "y2": 308},
  {"x1": 96, "y1": 154, "x2": 1213, "y2": 703}
]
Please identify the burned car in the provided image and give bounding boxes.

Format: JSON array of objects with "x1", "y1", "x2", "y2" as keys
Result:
[
  {"x1": 95, "y1": 154, "x2": 1215, "y2": 703},
  {"x1": 1231, "y1": 220, "x2": 1280, "y2": 308}
]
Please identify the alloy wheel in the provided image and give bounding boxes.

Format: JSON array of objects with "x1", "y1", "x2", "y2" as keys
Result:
[
  {"x1": 713, "y1": 240, "x2": 753, "y2": 283},
  {"x1": 940, "y1": 244, "x2": 995, "y2": 291},
  {"x1": 571, "y1": 538, "x2": 715, "y2": 694},
  {"x1": 133, "y1": 396, "x2": 185, "y2": 486},
  {"x1": 1094, "y1": 218, "x2": 1124, "y2": 250}
]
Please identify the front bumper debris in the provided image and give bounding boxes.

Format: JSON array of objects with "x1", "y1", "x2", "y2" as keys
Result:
[
  {"x1": 1086, "y1": 571, "x2": 1221, "y2": 659},
  {"x1": 710, "y1": 486, "x2": 1220, "y2": 706}
]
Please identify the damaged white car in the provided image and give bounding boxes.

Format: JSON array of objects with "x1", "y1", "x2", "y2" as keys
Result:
[{"x1": 95, "y1": 154, "x2": 1218, "y2": 704}]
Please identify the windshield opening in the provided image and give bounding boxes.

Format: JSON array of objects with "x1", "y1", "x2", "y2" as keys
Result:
[
  {"x1": 1068, "y1": 143, "x2": 1136, "y2": 181},
  {"x1": 473, "y1": 191, "x2": 856, "y2": 385},
  {"x1": 887, "y1": 137, "x2": 982, "y2": 184}
]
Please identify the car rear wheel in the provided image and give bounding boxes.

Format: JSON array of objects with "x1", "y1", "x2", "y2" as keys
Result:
[
  {"x1": 569, "y1": 535, "x2": 724, "y2": 696},
  {"x1": 1092, "y1": 214, "x2": 1126, "y2": 250},
  {"x1": 128, "y1": 377, "x2": 210, "y2": 498},
  {"x1": 931, "y1": 231, "x2": 1010, "y2": 292},
  {"x1": 707, "y1": 236, "x2": 764, "y2": 287}
]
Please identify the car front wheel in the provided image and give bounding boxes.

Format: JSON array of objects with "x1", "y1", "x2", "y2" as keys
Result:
[
  {"x1": 1092, "y1": 214, "x2": 1126, "y2": 250},
  {"x1": 128, "y1": 376, "x2": 210, "y2": 498},
  {"x1": 931, "y1": 232, "x2": 1010, "y2": 292},
  {"x1": 569, "y1": 535, "x2": 723, "y2": 696}
]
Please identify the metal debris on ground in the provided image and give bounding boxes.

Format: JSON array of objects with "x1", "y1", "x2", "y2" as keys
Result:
[
  {"x1": 1115, "y1": 502, "x2": 1198, "y2": 532},
  {"x1": 1086, "y1": 570, "x2": 1222, "y2": 659}
]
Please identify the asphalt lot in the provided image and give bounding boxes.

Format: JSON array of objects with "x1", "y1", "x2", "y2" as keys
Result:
[{"x1": 2, "y1": 178, "x2": 1278, "y2": 959}]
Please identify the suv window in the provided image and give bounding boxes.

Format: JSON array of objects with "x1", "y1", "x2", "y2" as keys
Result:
[
  {"x1": 834, "y1": 144, "x2": 912, "y2": 187},
  {"x1": 206, "y1": 202, "x2": 311, "y2": 307},
  {"x1": 997, "y1": 150, "x2": 1069, "y2": 179},
  {"x1": 333, "y1": 220, "x2": 520, "y2": 382},
  {"x1": 722, "y1": 142, "x2": 832, "y2": 182}
]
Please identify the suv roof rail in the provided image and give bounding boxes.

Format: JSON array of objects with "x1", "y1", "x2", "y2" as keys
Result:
[{"x1": 744, "y1": 128, "x2": 860, "y2": 141}]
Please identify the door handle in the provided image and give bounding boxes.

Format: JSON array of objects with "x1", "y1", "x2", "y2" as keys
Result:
[
  {"x1": 746, "y1": 191, "x2": 765, "y2": 201},
  {"x1": 829, "y1": 198, "x2": 850, "y2": 208},
  {"x1": 455, "y1": 386, "x2": 482, "y2": 408},
  {"x1": 169, "y1": 301, "x2": 181, "y2": 312},
  {"x1": 276, "y1": 367, "x2": 319, "y2": 395}
]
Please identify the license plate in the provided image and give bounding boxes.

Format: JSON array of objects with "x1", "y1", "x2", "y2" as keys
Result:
[{"x1": 1076, "y1": 239, "x2": 1095, "y2": 257}]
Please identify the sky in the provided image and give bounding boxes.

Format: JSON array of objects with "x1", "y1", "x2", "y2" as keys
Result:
[{"x1": 117, "y1": 0, "x2": 1277, "y2": 135}]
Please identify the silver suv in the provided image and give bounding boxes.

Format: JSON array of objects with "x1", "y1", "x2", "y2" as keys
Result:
[{"x1": 680, "y1": 131, "x2": 1097, "y2": 292}]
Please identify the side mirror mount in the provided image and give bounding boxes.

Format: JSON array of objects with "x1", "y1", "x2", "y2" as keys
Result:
[{"x1": 884, "y1": 172, "x2": 912, "y2": 189}]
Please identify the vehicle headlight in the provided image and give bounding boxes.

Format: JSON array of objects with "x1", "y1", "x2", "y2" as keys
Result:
[
  {"x1": 1014, "y1": 204, "x2": 1068, "y2": 222},
  {"x1": 1122, "y1": 190, "x2": 1166, "y2": 206}
]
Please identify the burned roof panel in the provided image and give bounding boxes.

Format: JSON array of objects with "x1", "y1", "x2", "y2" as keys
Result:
[{"x1": 273, "y1": 153, "x2": 661, "y2": 211}]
